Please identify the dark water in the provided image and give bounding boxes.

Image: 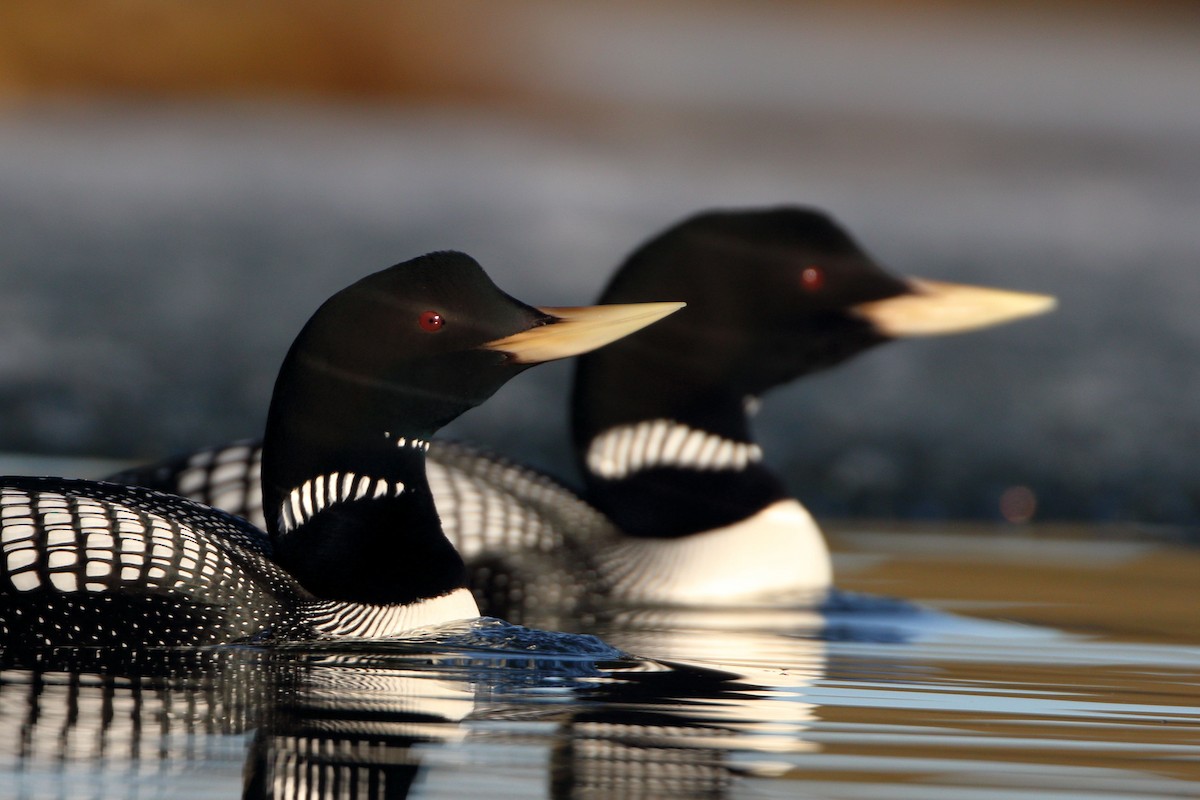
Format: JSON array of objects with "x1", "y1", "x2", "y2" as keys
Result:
[{"x1": 3, "y1": 525, "x2": 1197, "y2": 799}]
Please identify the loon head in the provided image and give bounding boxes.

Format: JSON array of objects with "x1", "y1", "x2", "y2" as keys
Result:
[
  {"x1": 573, "y1": 207, "x2": 1055, "y2": 539},
  {"x1": 261, "y1": 251, "x2": 681, "y2": 604},
  {"x1": 577, "y1": 207, "x2": 1055, "y2": 408}
]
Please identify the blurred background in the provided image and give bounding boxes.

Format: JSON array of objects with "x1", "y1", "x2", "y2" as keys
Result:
[{"x1": 0, "y1": 0, "x2": 1197, "y2": 527}]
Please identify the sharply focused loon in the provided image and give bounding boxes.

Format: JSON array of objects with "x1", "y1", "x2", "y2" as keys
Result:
[
  {"x1": 0, "y1": 252, "x2": 682, "y2": 647},
  {"x1": 109, "y1": 208, "x2": 1055, "y2": 616}
]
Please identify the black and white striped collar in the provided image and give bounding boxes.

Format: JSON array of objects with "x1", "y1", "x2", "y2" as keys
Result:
[
  {"x1": 585, "y1": 419, "x2": 763, "y2": 481},
  {"x1": 278, "y1": 472, "x2": 407, "y2": 534},
  {"x1": 276, "y1": 432, "x2": 432, "y2": 534}
]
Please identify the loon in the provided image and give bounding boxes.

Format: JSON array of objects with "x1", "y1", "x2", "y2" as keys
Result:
[
  {"x1": 569, "y1": 208, "x2": 1054, "y2": 605},
  {"x1": 0, "y1": 251, "x2": 682, "y2": 647},
  {"x1": 108, "y1": 208, "x2": 1055, "y2": 614}
]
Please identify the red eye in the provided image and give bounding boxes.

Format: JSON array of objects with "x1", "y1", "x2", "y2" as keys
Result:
[
  {"x1": 800, "y1": 266, "x2": 825, "y2": 292},
  {"x1": 418, "y1": 311, "x2": 445, "y2": 332}
]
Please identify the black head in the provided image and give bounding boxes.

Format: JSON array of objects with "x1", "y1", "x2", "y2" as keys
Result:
[
  {"x1": 576, "y1": 207, "x2": 1055, "y2": 427},
  {"x1": 272, "y1": 252, "x2": 551, "y2": 446},
  {"x1": 588, "y1": 208, "x2": 915, "y2": 397}
]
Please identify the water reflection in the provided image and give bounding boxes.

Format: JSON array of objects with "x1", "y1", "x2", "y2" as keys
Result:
[
  {"x1": 243, "y1": 649, "x2": 477, "y2": 799},
  {"x1": 0, "y1": 606, "x2": 1053, "y2": 799},
  {"x1": 0, "y1": 648, "x2": 259, "y2": 798},
  {"x1": 3, "y1": 535, "x2": 1199, "y2": 799},
  {"x1": 1, "y1": 624, "x2": 791, "y2": 800}
]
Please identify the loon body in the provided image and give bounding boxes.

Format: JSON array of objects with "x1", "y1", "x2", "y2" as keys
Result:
[
  {"x1": 110, "y1": 208, "x2": 1054, "y2": 616},
  {"x1": 1, "y1": 252, "x2": 681, "y2": 647}
]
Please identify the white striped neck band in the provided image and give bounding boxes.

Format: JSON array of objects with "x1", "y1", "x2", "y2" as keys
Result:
[
  {"x1": 585, "y1": 419, "x2": 763, "y2": 481},
  {"x1": 279, "y1": 472, "x2": 405, "y2": 534}
]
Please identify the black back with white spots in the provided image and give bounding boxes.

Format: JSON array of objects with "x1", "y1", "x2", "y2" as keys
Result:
[
  {"x1": 110, "y1": 439, "x2": 620, "y2": 625},
  {"x1": 0, "y1": 476, "x2": 311, "y2": 648}
]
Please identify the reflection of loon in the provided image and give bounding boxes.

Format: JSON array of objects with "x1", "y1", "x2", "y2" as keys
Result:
[
  {"x1": 111, "y1": 208, "x2": 1054, "y2": 620},
  {"x1": 0, "y1": 625, "x2": 826, "y2": 800},
  {"x1": 0, "y1": 253, "x2": 678, "y2": 646},
  {"x1": 0, "y1": 648, "x2": 267, "y2": 797},
  {"x1": 242, "y1": 647, "x2": 481, "y2": 800}
]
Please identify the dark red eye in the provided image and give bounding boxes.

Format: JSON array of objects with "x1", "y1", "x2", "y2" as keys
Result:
[
  {"x1": 418, "y1": 311, "x2": 445, "y2": 332},
  {"x1": 800, "y1": 266, "x2": 825, "y2": 292}
]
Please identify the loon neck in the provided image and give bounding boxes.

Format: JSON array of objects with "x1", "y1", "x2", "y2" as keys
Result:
[
  {"x1": 263, "y1": 434, "x2": 468, "y2": 606},
  {"x1": 575, "y1": 366, "x2": 789, "y2": 539}
]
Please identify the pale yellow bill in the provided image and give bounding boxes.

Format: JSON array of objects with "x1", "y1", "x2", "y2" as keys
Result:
[
  {"x1": 854, "y1": 278, "x2": 1056, "y2": 337},
  {"x1": 484, "y1": 302, "x2": 686, "y2": 364}
]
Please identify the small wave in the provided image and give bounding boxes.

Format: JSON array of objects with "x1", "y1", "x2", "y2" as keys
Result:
[{"x1": 407, "y1": 616, "x2": 629, "y2": 660}]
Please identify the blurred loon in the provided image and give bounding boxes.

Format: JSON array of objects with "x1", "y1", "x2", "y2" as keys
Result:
[
  {"x1": 0, "y1": 252, "x2": 681, "y2": 647},
  {"x1": 109, "y1": 208, "x2": 1054, "y2": 617}
]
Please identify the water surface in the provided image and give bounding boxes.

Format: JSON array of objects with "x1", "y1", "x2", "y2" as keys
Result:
[{"x1": 2, "y1": 523, "x2": 1196, "y2": 799}]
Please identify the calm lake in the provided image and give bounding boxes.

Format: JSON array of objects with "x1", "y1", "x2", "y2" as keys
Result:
[
  {"x1": 3, "y1": 523, "x2": 1196, "y2": 799},
  {"x1": 3, "y1": 4, "x2": 1198, "y2": 796}
]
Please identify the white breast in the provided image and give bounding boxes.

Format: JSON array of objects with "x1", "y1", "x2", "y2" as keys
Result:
[{"x1": 596, "y1": 499, "x2": 833, "y2": 606}]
